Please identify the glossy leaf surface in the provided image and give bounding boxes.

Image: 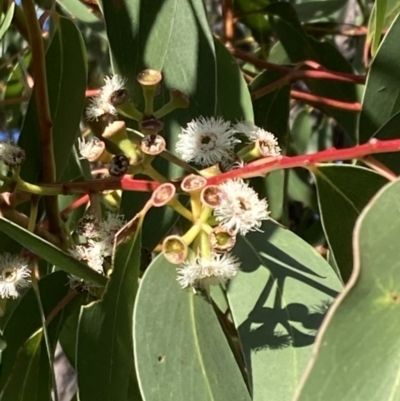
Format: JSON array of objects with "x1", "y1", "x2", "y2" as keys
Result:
[
  {"x1": 293, "y1": 178, "x2": 400, "y2": 401},
  {"x1": 228, "y1": 220, "x2": 342, "y2": 401},
  {"x1": 77, "y1": 229, "x2": 142, "y2": 401},
  {"x1": 134, "y1": 255, "x2": 252, "y2": 401},
  {"x1": 313, "y1": 164, "x2": 387, "y2": 282}
]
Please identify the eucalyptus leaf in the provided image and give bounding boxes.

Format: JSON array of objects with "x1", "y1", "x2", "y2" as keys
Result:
[
  {"x1": 228, "y1": 220, "x2": 342, "y2": 401},
  {"x1": 134, "y1": 255, "x2": 252, "y2": 401},
  {"x1": 293, "y1": 178, "x2": 400, "y2": 401}
]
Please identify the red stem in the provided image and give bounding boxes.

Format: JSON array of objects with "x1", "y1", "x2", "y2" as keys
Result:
[
  {"x1": 60, "y1": 194, "x2": 90, "y2": 216},
  {"x1": 232, "y1": 48, "x2": 365, "y2": 84},
  {"x1": 290, "y1": 90, "x2": 362, "y2": 112},
  {"x1": 207, "y1": 138, "x2": 400, "y2": 184}
]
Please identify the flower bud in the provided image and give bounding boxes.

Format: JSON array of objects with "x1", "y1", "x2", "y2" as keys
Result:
[{"x1": 102, "y1": 121, "x2": 143, "y2": 165}]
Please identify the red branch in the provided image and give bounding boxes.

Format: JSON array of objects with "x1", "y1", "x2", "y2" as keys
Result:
[
  {"x1": 290, "y1": 90, "x2": 362, "y2": 112},
  {"x1": 207, "y1": 138, "x2": 400, "y2": 184},
  {"x1": 231, "y1": 48, "x2": 366, "y2": 84},
  {"x1": 31, "y1": 138, "x2": 400, "y2": 194},
  {"x1": 60, "y1": 194, "x2": 90, "y2": 216},
  {"x1": 85, "y1": 89, "x2": 100, "y2": 97}
]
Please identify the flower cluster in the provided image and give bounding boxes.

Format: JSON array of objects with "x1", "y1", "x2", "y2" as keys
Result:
[
  {"x1": 86, "y1": 75, "x2": 127, "y2": 121},
  {"x1": 0, "y1": 253, "x2": 31, "y2": 299},
  {"x1": 175, "y1": 117, "x2": 280, "y2": 167},
  {"x1": 172, "y1": 177, "x2": 270, "y2": 291},
  {"x1": 177, "y1": 252, "x2": 241, "y2": 289},
  {"x1": 0, "y1": 141, "x2": 26, "y2": 168},
  {"x1": 214, "y1": 179, "x2": 270, "y2": 235},
  {"x1": 68, "y1": 212, "x2": 126, "y2": 294}
]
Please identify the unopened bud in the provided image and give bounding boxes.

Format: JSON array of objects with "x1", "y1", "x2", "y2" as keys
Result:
[
  {"x1": 102, "y1": 121, "x2": 143, "y2": 165},
  {"x1": 162, "y1": 235, "x2": 188, "y2": 264}
]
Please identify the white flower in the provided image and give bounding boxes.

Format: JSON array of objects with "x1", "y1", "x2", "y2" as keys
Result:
[
  {"x1": 0, "y1": 142, "x2": 25, "y2": 167},
  {"x1": 175, "y1": 117, "x2": 240, "y2": 166},
  {"x1": 86, "y1": 75, "x2": 127, "y2": 121},
  {"x1": 177, "y1": 252, "x2": 240, "y2": 289},
  {"x1": 214, "y1": 179, "x2": 270, "y2": 235},
  {"x1": 234, "y1": 121, "x2": 258, "y2": 137},
  {"x1": 68, "y1": 245, "x2": 104, "y2": 295},
  {"x1": 97, "y1": 212, "x2": 125, "y2": 241},
  {"x1": 69, "y1": 245, "x2": 104, "y2": 273},
  {"x1": 78, "y1": 137, "x2": 105, "y2": 161},
  {"x1": 234, "y1": 121, "x2": 281, "y2": 157},
  {"x1": 0, "y1": 253, "x2": 31, "y2": 299}
]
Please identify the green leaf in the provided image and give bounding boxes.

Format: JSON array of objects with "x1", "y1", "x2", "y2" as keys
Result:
[
  {"x1": 266, "y1": 2, "x2": 359, "y2": 141},
  {"x1": 77, "y1": 228, "x2": 142, "y2": 401},
  {"x1": 0, "y1": 2, "x2": 14, "y2": 41},
  {"x1": 313, "y1": 164, "x2": 387, "y2": 282},
  {"x1": 1, "y1": 329, "x2": 42, "y2": 401},
  {"x1": 367, "y1": 0, "x2": 388, "y2": 56},
  {"x1": 214, "y1": 37, "x2": 253, "y2": 120},
  {"x1": 18, "y1": 16, "x2": 87, "y2": 182},
  {"x1": 227, "y1": 220, "x2": 342, "y2": 401},
  {"x1": 101, "y1": 0, "x2": 252, "y2": 177},
  {"x1": 0, "y1": 218, "x2": 107, "y2": 286},
  {"x1": 249, "y1": 70, "x2": 291, "y2": 220},
  {"x1": 234, "y1": 0, "x2": 273, "y2": 50},
  {"x1": 294, "y1": 0, "x2": 347, "y2": 23},
  {"x1": 293, "y1": 178, "x2": 400, "y2": 401},
  {"x1": 0, "y1": 272, "x2": 69, "y2": 391},
  {"x1": 368, "y1": 110, "x2": 400, "y2": 173},
  {"x1": 133, "y1": 255, "x2": 252, "y2": 401},
  {"x1": 359, "y1": 13, "x2": 400, "y2": 143},
  {"x1": 56, "y1": 0, "x2": 105, "y2": 31}
]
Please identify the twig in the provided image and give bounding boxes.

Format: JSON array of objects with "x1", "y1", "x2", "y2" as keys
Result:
[
  {"x1": 0, "y1": 96, "x2": 29, "y2": 106},
  {"x1": 207, "y1": 138, "x2": 400, "y2": 184},
  {"x1": 290, "y1": 90, "x2": 362, "y2": 112},
  {"x1": 231, "y1": 48, "x2": 365, "y2": 84},
  {"x1": 360, "y1": 156, "x2": 397, "y2": 181},
  {"x1": 21, "y1": 0, "x2": 64, "y2": 240},
  {"x1": 222, "y1": 0, "x2": 234, "y2": 47}
]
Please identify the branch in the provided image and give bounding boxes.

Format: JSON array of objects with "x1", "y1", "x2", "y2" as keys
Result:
[
  {"x1": 290, "y1": 90, "x2": 362, "y2": 112},
  {"x1": 231, "y1": 48, "x2": 365, "y2": 84},
  {"x1": 222, "y1": 0, "x2": 234, "y2": 47},
  {"x1": 21, "y1": 0, "x2": 63, "y2": 240},
  {"x1": 207, "y1": 138, "x2": 400, "y2": 184}
]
